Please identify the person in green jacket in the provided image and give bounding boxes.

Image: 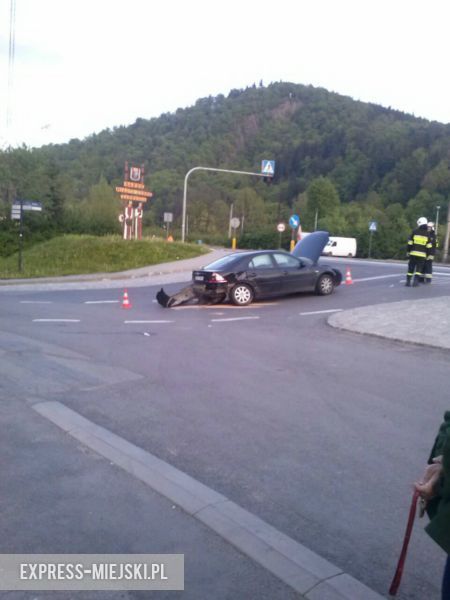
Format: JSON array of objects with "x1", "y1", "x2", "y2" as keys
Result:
[{"x1": 415, "y1": 412, "x2": 450, "y2": 599}]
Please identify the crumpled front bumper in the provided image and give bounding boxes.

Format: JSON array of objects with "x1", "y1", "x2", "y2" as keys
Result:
[{"x1": 156, "y1": 284, "x2": 227, "y2": 308}]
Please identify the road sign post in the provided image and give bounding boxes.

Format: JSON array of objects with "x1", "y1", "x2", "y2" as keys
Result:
[
  {"x1": 368, "y1": 221, "x2": 377, "y2": 258},
  {"x1": 10, "y1": 200, "x2": 43, "y2": 272},
  {"x1": 164, "y1": 212, "x2": 173, "y2": 240},
  {"x1": 277, "y1": 222, "x2": 285, "y2": 249},
  {"x1": 289, "y1": 214, "x2": 300, "y2": 252},
  {"x1": 230, "y1": 217, "x2": 240, "y2": 249}
]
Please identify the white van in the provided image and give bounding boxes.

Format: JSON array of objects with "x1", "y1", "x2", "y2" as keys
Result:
[{"x1": 322, "y1": 236, "x2": 357, "y2": 257}]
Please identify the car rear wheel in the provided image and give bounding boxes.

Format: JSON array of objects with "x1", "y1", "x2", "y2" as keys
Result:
[
  {"x1": 316, "y1": 274, "x2": 335, "y2": 296},
  {"x1": 230, "y1": 283, "x2": 253, "y2": 306}
]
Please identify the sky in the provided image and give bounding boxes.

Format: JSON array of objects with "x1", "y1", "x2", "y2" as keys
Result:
[{"x1": 1, "y1": 0, "x2": 450, "y2": 149}]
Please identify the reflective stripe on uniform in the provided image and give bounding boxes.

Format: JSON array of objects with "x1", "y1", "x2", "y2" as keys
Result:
[
  {"x1": 410, "y1": 251, "x2": 427, "y2": 258},
  {"x1": 413, "y1": 235, "x2": 428, "y2": 246}
]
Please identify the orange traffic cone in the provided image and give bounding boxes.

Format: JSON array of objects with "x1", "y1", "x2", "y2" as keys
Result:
[
  {"x1": 122, "y1": 289, "x2": 132, "y2": 309},
  {"x1": 345, "y1": 268, "x2": 353, "y2": 285}
]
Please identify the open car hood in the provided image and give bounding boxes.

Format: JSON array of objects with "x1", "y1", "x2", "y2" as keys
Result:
[{"x1": 291, "y1": 231, "x2": 329, "y2": 264}]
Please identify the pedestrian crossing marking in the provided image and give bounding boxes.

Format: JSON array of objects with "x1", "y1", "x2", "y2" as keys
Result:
[{"x1": 261, "y1": 160, "x2": 275, "y2": 175}]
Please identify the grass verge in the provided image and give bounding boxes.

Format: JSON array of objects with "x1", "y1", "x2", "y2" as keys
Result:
[{"x1": 0, "y1": 234, "x2": 208, "y2": 279}]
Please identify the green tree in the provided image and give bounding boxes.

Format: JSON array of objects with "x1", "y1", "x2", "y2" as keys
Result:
[
  {"x1": 69, "y1": 177, "x2": 121, "y2": 235},
  {"x1": 305, "y1": 177, "x2": 340, "y2": 228},
  {"x1": 234, "y1": 187, "x2": 268, "y2": 232}
]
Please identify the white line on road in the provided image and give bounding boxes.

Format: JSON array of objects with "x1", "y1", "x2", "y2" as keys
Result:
[
  {"x1": 300, "y1": 309, "x2": 343, "y2": 316},
  {"x1": 32, "y1": 319, "x2": 80, "y2": 323},
  {"x1": 84, "y1": 300, "x2": 119, "y2": 304},
  {"x1": 435, "y1": 272, "x2": 450, "y2": 277},
  {"x1": 210, "y1": 316, "x2": 260, "y2": 323},
  {"x1": 20, "y1": 300, "x2": 53, "y2": 304},
  {"x1": 352, "y1": 273, "x2": 403, "y2": 282},
  {"x1": 172, "y1": 302, "x2": 278, "y2": 310},
  {"x1": 124, "y1": 320, "x2": 173, "y2": 324}
]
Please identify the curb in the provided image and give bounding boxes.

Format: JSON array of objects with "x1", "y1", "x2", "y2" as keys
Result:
[{"x1": 32, "y1": 400, "x2": 386, "y2": 600}]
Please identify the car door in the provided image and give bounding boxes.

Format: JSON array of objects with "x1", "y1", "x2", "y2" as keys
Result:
[
  {"x1": 244, "y1": 253, "x2": 283, "y2": 297},
  {"x1": 272, "y1": 252, "x2": 316, "y2": 294}
]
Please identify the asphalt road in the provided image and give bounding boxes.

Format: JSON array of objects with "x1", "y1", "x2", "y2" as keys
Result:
[{"x1": 1, "y1": 257, "x2": 450, "y2": 599}]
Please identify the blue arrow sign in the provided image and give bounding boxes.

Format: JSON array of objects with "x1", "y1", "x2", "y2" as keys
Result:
[
  {"x1": 369, "y1": 220, "x2": 377, "y2": 232},
  {"x1": 289, "y1": 214, "x2": 300, "y2": 229}
]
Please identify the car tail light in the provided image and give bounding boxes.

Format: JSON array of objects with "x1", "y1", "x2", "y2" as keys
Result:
[{"x1": 207, "y1": 272, "x2": 226, "y2": 283}]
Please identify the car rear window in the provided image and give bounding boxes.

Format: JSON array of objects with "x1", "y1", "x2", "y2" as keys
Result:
[{"x1": 203, "y1": 255, "x2": 241, "y2": 270}]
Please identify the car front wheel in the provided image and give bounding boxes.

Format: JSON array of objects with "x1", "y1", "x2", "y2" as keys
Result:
[
  {"x1": 230, "y1": 283, "x2": 253, "y2": 306},
  {"x1": 316, "y1": 274, "x2": 335, "y2": 296}
]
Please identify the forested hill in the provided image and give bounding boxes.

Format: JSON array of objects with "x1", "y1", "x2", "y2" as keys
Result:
[{"x1": 1, "y1": 82, "x2": 450, "y2": 257}]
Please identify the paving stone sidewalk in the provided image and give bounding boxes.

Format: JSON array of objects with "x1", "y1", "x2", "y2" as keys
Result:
[{"x1": 329, "y1": 296, "x2": 450, "y2": 350}]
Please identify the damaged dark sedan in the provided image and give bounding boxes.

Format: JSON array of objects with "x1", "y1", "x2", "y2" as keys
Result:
[{"x1": 157, "y1": 231, "x2": 342, "y2": 307}]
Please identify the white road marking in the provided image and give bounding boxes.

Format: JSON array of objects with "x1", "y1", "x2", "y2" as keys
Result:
[
  {"x1": 172, "y1": 302, "x2": 277, "y2": 310},
  {"x1": 352, "y1": 274, "x2": 403, "y2": 282},
  {"x1": 210, "y1": 316, "x2": 260, "y2": 323},
  {"x1": 20, "y1": 300, "x2": 52, "y2": 304},
  {"x1": 32, "y1": 319, "x2": 80, "y2": 323},
  {"x1": 124, "y1": 320, "x2": 173, "y2": 324},
  {"x1": 435, "y1": 272, "x2": 450, "y2": 277},
  {"x1": 300, "y1": 309, "x2": 343, "y2": 316},
  {"x1": 84, "y1": 300, "x2": 119, "y2": 304}
]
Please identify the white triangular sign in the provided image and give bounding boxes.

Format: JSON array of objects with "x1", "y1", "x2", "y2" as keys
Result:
[{"x1": 262, "y1": 161, "x2": 274, "y2": 175}]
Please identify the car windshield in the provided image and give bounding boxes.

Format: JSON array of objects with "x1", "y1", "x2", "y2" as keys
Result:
[{"x1": 203, "y1": 254, "x2": 241, "y2": 270}]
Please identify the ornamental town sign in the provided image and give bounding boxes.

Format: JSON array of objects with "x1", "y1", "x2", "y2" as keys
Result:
[{"x1": 115, "y1": 162, "x2": 153, "y2": 240}]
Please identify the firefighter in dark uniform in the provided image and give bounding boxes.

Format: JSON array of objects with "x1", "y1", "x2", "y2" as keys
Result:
[
  {"x1": 406, "y1": 217, "x2": 433, "y2": 287},
  {"x1": 422, "y1": 221, "x2": 437, "y2": 283}
]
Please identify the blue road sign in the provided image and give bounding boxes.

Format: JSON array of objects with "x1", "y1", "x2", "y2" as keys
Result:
[
  {"x1": 289, "y1": 214, "x2": 300, "y2": 229},
  {"x1": 261, "y1": 160, "x2": 275, "y2": 177},
  {"x1": 369, "y1": 220, "x2": 377, "y2": 232}
]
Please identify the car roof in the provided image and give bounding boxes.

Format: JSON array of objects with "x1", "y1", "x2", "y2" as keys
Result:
[
  {"x1": 224, "y1": 233, "x2": 329, "y2": 264},
  {"x1": 227, "y1": 250, "x2": 290, "y2": 258}
]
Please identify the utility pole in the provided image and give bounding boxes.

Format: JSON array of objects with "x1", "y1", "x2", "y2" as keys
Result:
[
  {"x1": 443, "y1": 201, "x2": 450, "y2": 263},
  {"x1": 18, "y1": 197, "x2": 23, "y2": 272}
]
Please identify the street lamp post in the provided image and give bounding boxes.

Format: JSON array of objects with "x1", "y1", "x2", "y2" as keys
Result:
[
  {"x1": 182, "y1": 166, "x2": 268, "y2": 242},
  {"x1": 436, "y1": 205, "x2": 441, "y2": 237}
]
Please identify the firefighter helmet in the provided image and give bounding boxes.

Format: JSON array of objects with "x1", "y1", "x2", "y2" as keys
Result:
[{"x1": 417, "y1": 217, "x2": 428, "y2": 227}]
